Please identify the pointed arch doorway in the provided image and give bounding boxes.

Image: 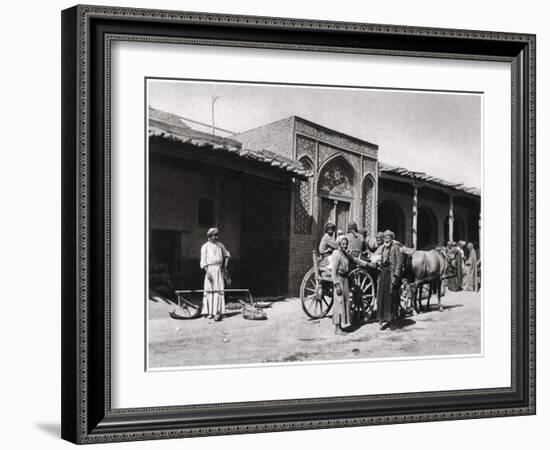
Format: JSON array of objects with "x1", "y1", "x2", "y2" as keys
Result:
[{"x1": 317, "y1": 156, "x2": 356, "y2": 239}]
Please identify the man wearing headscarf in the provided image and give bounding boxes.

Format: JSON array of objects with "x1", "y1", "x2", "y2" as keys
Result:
[
  {"x1": 331, "y1": 235, "x2": 370, "y2": 334},
  {"x1": 376, "y1": 229, "x2": 403, "y2": 330},
  {"x1": 364, "y1": 231, "x2": 385, "y2": 266},
  {"x1": 331, "y1": 235, "x2": 353, "y2": 335},
  {"x1": 446, "y1": 242, "x2": 463, "y2": 291},
  {"x1": 375, "y1": 231, "x2": 385, "y2": 250},
  {"x1": 458, "y1": 240, "x2": 466, "y2": 287},
  {"x1": 346, "y1": 221, "x2": 365, "y2": 258},
  {"x1": 464, "y1": 242, "x2": 479, "y2": 291},
  {"x1": 319, "y1": 222, "x2": 338, "y2": 260},
  {"x1": 200, "y1": 227, "x2": 230, "y2": 321}
]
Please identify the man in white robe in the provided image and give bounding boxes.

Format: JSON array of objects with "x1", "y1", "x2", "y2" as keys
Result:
[{"x1": 200, "y1": 227, "x2": 230, "y2": 321}]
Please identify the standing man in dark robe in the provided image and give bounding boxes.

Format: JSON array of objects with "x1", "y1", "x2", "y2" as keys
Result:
[
  {"x1": 345, "y1": 221, "x2": 365, "y2": 258},
  {"x1": 464, "y1": 242, "x2": 479, "y2": 291},
  {"x1": 458, "y1": 240, "x2": 466, "y2": 288},
  {"x1": 447, "y1": 242, "x2": 463, "y2": 291},
  {"x1": 376, "y1": 230, "x2": 403, "y2": 330}
]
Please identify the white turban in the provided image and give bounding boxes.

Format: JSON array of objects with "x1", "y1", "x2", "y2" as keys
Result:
[{"x1": 206, "y1": 227, "x2": 219, "y2": 237}]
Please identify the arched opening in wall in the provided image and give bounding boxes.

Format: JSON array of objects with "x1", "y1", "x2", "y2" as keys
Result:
[
  {"x1": 378, "y1": 200, "x2": 405, "y2": 244},
  {"x1": 444, "y1": 214, "x2": 465, "y2": 243},
  {"x1": 317, "y1": 155, "x2": 356, "y2": 240},
  {"x1": 417, "y1": 206, "x2": 438, "y2": 249},
  {"x1": 294, "y1": 157, "x2": 314, "y2": 234},
  {"x1": 467, "y1": 208, "x2": 481, "y2": 247},
  {"x1": 362, "y1": 175, "x2": 375, "y2": 237}
]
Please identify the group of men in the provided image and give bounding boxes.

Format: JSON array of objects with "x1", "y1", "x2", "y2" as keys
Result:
[
  {"x1": 446, "y1": 240, "x2": 479, "y2": 292},
  {"x1": 319, "y1": 221, "x2": 403, "y2": 334},
  {"x1": 197, "y1": 220, "x2": 479, "y2": 329},
  {"x1": 198, "y1": 222, "x2": 404, "y2": 329}
]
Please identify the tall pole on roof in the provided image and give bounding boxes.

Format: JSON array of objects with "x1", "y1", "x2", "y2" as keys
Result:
[{"x1": 211, "y1": 96, "x2": 219, "y2": 135}]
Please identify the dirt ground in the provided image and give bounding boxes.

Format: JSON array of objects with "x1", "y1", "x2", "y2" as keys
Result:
[{"x1": 148, "y1": 289, "x2": 481, "y2": 368}]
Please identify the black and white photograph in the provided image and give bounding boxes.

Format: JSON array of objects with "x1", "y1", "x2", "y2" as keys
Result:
[
  {"x1": 0, "y1": 0, "x2": 544, "y2": 447},
  {"x1": 146, "y1": 79, "x2": 482, "y2": 369}
]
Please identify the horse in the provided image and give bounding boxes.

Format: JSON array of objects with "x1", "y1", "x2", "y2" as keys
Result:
[{"x1": 403, "y1": 247, "x2": 449, "y2": 313}]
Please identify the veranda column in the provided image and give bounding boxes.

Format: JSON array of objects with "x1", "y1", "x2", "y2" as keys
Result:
[
  {"x1": 478, "y1": 210, "x2": 482, "y2": 244},
  {"x1": 448, "y1": 195, "x2": 454, "y2": 242},
  {"x1": 412, "y1": 184, "x2": 418, "y2": 249}
]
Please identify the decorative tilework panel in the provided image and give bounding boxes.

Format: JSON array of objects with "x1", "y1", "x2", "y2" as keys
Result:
[
  {"x1": 296, "y1": 120, "x2": 378, "y2": 159},
  {"x1": 296, "y1": 135, "x2": 316, "y2": 163},
  {"x1": 318, "y1": 159, "x2": 354, "y2": 198},
  {"x1": 363, "y1": 176, "x2": 375, "y2": 236},
  {"x1": 363, "y1": 157, "x2": 378, "y2": 177},
  {"x1": 294, "y1": 159, "x2": 313, "y2": 234}
]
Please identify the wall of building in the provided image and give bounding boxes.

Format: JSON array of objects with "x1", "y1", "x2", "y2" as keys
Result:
[
  {"x1": 232, "y1": 116, "x2": 295, "y2": 159},
  {"x1": 149, "y1": 156, "x2": 244, "y2": 290},
  {"x1": 149, "y1": 154, "x2": 293, "y2": 296}
]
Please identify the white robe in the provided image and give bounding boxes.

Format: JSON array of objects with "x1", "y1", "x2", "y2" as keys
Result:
[{"x1": 200, "y1": 241, "x2": 230, "y2": 315}]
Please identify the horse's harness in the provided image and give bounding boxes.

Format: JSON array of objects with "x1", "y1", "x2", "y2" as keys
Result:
[{"x1": 403, "y1": 249, "x2": 455, "y2": 289}]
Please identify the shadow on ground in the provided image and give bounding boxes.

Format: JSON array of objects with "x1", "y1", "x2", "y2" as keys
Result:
[
  {"x1": 440, "y1": 303, "x2": 464, "y2": 311},
  {"x1": 35, "y1": 423, "x2": 60, "y2": 438},
  {"x1": 390, "y1": 318, "x2": 416, "y2": 329}
]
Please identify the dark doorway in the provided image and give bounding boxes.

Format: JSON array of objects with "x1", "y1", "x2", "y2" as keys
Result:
[
  {"x1": 444, "y1": 214, "x2": 465, "y2": 243},
  {"x1": 417, "y1": 207, "x2": 438, "y2": 249},
  {"x1": 241, "y1": 180, "x2": 291, "y2": 296},
  {"x1": 336, "y1": 201, "x2": 350, "y2": 234},
  {"x1": 319, "y1": 197, "x2": 351, "y2": 241},
  {"x1": 149, "y1": 229, "x2": 180, "y2": 298},
  {"x1": 378, "y1": 200, "x2": 406, "y2": 244}
]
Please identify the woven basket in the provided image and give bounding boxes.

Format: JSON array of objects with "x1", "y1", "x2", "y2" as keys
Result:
[{"x1": 242, "y1": 307, "x2": 267, "y2": 320}]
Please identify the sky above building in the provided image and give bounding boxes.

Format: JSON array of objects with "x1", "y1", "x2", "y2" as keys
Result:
[{"x1": 148, "y1": 79, "x2": 481, "y2": 189}]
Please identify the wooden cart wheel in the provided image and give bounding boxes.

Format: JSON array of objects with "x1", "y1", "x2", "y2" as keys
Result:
[
  {"x1": 300, "y1": 267, "x2": 334, "y2": 319},
  {"x1": 348, "y1": 268, "x2": 376, "y2": 322},
  {"x1": 169, "y1": 296, "x2": 203, "y2": 320}
]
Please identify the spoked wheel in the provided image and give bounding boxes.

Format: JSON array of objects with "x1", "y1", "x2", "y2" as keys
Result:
[
  {"x1": 348, "y1": 268, "x2": 376, "y2": 322},
  {"x1": 300, "y1": 268, "x2": 334, "y2": 319},
  {"x1": 169, "y1": 296, "x2": 202, "y2": 320}
]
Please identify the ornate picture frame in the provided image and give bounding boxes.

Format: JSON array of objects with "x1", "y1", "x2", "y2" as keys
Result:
[{"x1": 61, "y1": 5, "x2": 535, "y2": 444}]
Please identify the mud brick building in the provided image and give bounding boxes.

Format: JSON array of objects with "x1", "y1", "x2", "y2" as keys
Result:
[{"x1": 148, "y1": 107, "x2": 480, "y2": 298}]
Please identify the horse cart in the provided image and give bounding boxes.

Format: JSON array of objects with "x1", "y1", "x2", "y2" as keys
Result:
[
  {"x1": 299, "y1": 251, "x2": 377, "y2": 321},
  {"x1": 299, "y1": 247, "x2": 440, "y2": 323}
]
